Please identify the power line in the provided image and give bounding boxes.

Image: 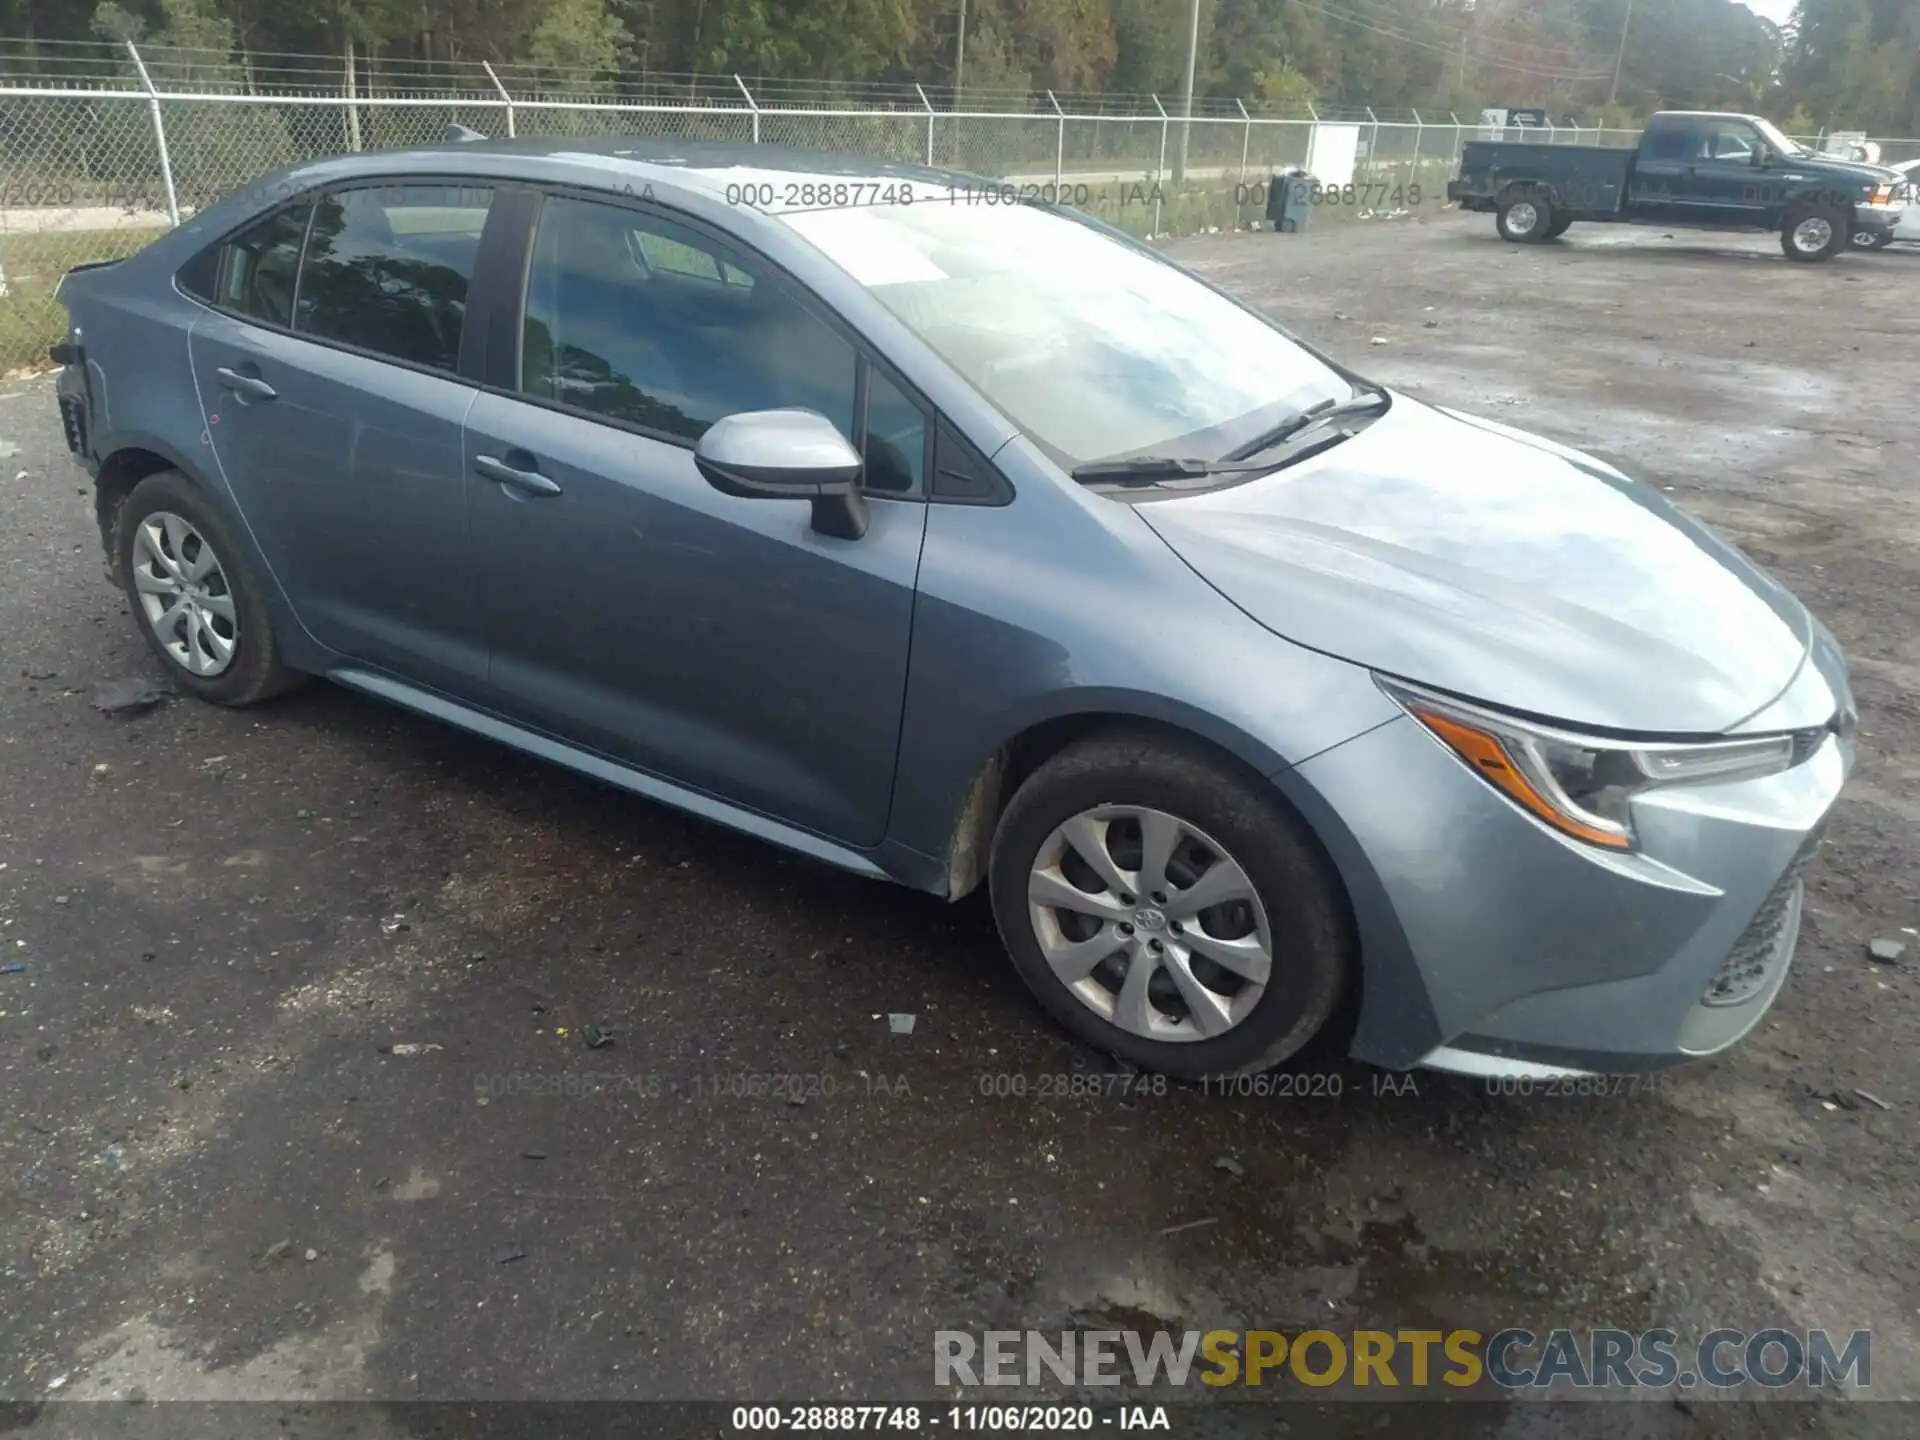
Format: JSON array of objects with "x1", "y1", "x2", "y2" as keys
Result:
[
  {"x1": 1334, "y1": 0, "x2": 1607, "y2": 69},
  {"x1": 1278, "y1": 0, "x2": 1618, "y2": 81}
]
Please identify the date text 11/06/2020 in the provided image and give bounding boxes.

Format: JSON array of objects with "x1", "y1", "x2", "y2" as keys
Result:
[
  {"x1": 719, "y1": 179, "x2": 1423, "y2": 211},
  {"x1": 971, "y1": 1071, "x2": 1675, "y2": 1100}
]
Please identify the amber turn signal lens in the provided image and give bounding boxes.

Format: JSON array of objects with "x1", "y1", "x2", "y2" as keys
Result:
[{"x1": 1409, "y1": 705, "x2": 1633, "y2": 850}]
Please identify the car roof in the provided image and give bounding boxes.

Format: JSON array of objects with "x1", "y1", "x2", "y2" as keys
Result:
[
  {"x1": 293, "y1": 136, "x2": 956, "y2": 212},
  {"x1": 1649, "y1": 111, "x2": 1771, "y2": 124}
]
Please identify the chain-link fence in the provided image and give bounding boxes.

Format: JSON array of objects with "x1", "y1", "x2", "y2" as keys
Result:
[{"x1": 0, "y1": 38, "x2": 1913, "y2": 369}]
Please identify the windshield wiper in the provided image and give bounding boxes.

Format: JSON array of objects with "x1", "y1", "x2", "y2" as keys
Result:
[
  {"x1": 1220, "y1": 384, "x2": 1390, "y2": 463},
  {"x1": 1069, "y1": 455, "x2": 1245, "y2": 484},
  {"x1": 1071, "y1": 386, "x2": 1389, "y2": 486}
]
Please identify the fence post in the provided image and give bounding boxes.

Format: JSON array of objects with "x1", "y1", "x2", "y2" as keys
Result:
[
  {"x1": 1409, "y1": 109, "x2": 1424, "y2": 199},
  {"x1": 342, "y1": 37, "x2": 362, "y2": 151},
  {"x1": 1236, "y1": 98, "x2": 1251, "y2": 184},
  {"x1": 125, "y1": 41, "x2": 180, "y2": 226},
  {"x1": 1150, "y1": 95, "x2": 1168, "y2": 235},
  {"x1": 735, "y1": 74, "x2": 759, "y2": 144},
  {"x1": 483, "y1": 60, "x2": 515, "y2": 138},
  {"x1": 1365, "y1": 106, "x2": 1379, "y2": 188},
  {"x1": 1047, "y1": 89, "x2": 1064, "y2": 190},
  {"x1": 914, "y1": 82, "x2": 935, "y2": 166}
]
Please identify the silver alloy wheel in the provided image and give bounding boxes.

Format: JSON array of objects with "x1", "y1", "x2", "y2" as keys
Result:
[
  {"x1": 1506, "y1": 201, "x2": 1539, "y2": 235},
  {"x1": 1792, "y1": 216, "x2": 1834, "y2": 253},
  {"x1": 133, "y1": 510, "x2": 238, "y2": 677},
  {"x1": 1026, "y1": 804, "x2": 1274, "y2": 1042}
]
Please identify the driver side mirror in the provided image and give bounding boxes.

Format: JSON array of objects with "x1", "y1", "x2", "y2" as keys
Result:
[
  {"x1": 694, "y1": 408, "x2": 870, "y2": 540},
  {"x1": 1751, "y1": 146, "x2": 1771, "y2": 168}
]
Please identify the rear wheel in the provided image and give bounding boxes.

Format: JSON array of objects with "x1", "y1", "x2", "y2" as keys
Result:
[
  {"x1": 1781, "y1": 207, "x2": 1849, "y2": 262},
  {"x1": 1496, "y1": 188, "x2": 1555, "y2": 243},
  {"x1": 113, "y1": 470, "x2": 302, "y2": 706},
  {"x1": 988, "y1": 730, "x2": 1352, "y2": 1080}
]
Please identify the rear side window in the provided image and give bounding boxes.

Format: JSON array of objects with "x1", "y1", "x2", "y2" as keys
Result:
[
  {"x1": 295, "y1": 184, "x2": 493, "y2": 373},
  {"x1": 1643, "y1": 123, "x2": 1694, "y2": 162},
  {"x1": 520, "y1": 195, "x2": 856, "y2": 443},
  {"x1": 198, "y1": 203, "x2": 311, "y2": 326}
]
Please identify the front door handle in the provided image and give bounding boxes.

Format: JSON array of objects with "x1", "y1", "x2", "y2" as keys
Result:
[
  {"x1": 474, "y1": 453, "x2": 562, "y2": 497},
  {"x1": 215, "y1": 366, "x2": 277, "y2": 402}
]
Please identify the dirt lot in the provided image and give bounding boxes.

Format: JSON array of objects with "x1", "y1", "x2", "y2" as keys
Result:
[{"x1": 1, "y1": 212, "x2": 1916, "y2": 1436}]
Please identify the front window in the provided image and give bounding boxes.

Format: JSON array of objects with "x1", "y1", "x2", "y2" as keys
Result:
[
  {"x1": 1751, "y1": 118, "x2": 1806, "y2": 157},
  {"x1": 521, "y1": 196, "x2": 857, "y2": 444},
  {"x1": 1702, "y1": 123, "x2": 1760, "y2": 161},
  {"x1": 781, "y1": 197, "x2": 1349, "y2": 469}
]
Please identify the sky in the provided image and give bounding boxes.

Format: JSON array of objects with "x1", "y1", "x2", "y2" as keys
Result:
[{"x1": 1734, "y1": 0, "x2": 1796, "y2": 24}]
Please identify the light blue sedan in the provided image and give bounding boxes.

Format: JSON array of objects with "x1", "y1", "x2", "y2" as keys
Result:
[{"x1": 53, "y1": 138, "x2": 1855, "y2": 1080}]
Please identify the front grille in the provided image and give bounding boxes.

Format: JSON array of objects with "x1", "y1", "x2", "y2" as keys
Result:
[
  {"x1": 58, "y1": 394, "x2": 87, "y2": 457},
  {"x1": 1701, "y1": 830, "x2": 1824, "y2": 1007}
]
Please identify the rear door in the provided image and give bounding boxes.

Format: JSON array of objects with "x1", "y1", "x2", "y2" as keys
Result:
[
  {"x1": 460, "y1": 193, "x2": 931, "y2": 845},
  {"x1": 1624, "y1": 117, "x2": 1698, "y2": 218},
  {"x1": 186, "y1": 181, "x2": 499, "y2": 691}
]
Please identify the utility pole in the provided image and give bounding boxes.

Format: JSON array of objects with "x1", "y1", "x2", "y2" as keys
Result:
[
  {"x1": 1177, "y1": 0, "x2": 1201, "y2": 182},
  {"x1": 1608, "y1": 0, "x2": 1635, "y2": 107},
  {"x1": 954, "y1": 0, "x2": 967, "y2": 98},
  {"x1": 1457, "y1": 31, "x2": 1467, "y2": 94}
]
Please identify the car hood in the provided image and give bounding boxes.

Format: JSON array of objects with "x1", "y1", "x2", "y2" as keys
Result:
[
  {"x1": 1798, "y1": 156, "x2": 1903, "y2": 186},
  {"x1": 1139, "y1": 396, "x2": 1812, "y2": 734}
]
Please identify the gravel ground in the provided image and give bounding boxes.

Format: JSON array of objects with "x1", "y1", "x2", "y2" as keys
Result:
[{"x1": 0, "y1": 211, "x2": 1916, "y2": 1436}]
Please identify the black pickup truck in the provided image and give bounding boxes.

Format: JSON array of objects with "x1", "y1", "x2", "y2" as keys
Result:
[{"x1": 1447, "y1": 110, "x2": 1910, "y2": 261}]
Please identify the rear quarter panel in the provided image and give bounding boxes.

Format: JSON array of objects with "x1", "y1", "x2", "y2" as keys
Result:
[
  {"x1": 1456, "y1": 142, "x2": 1632, "y2": 216},
  {"x1": 57, "y1": 232, "x2": 329, "y2": 670}
]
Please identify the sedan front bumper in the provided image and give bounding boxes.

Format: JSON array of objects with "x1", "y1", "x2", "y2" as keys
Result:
[
  {"x1": 1852, "y1": 200, "x2": 1905, "y2": 236},
  {"x1": 1282, "y1": 705, "x2": 1850, "y2": 1075}
]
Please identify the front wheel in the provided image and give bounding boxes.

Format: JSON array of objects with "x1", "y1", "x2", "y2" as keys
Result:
[
  {"x1": 1782, "y1": 208, "x2": 1850, "y2": 262},
  {"x1": 1852, "y1": 228, "x2": 1894, "y2": 251},
  {"x1": 1544, "y1": 216, "x2": 1573, "y2": 240},
  {"x1": 988, "y1": 730, "x2": 1353, "y2": 1080}
]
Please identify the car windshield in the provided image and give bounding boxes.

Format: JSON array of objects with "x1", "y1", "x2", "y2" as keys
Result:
[{"x1": 780, "y1": 196, "x2": 1350, "y2": 469}]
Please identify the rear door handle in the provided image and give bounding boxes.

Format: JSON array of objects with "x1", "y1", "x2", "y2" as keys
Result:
[
  {"x1": 215, "y1": 367, "x2": 276, "y2": 402},
  {"x1": 474, "y1": 453, "x2": 562, "y2": 497}
]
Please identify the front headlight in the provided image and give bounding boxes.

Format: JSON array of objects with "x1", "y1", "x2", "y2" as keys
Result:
[
  {"x1": 1379, "y1": 679, "x2": 1797, "y2": 850},
  {"x1": 1869, "y1": 184, "x2": 1895, "y2": 206}
]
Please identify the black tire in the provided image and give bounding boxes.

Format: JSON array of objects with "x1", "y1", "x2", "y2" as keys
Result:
[
  {"x1": 1544, "y1": 216, "x2": 1573, "y2": 240},
  {"x1": 1495, "y1": 187, "x2": 1555, "y2": 243},
  {"x1": 1852, "y1": 228, "x2": 1893, "y2": 251},
  {"x1": 988, "y1": 729, "x2": 1353, "y2": 1080},
  {"x1": 1781, "y1": 207, "x2": 1850, "y2": 262},
  {"x1": 112, "y1": 469, "x2": 302, "y2": 706}
]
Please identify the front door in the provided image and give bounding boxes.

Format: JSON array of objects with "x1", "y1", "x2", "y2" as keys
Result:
[
  {"x1": 1685, "y1": 119, "x2": 1773, "y2": 224},
  {"x1": 186, "y1": 182, "x2": 497, "y2": 690},
  {"x1": 463, "y1": 194, "x2": 930, "y2": 846}
]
